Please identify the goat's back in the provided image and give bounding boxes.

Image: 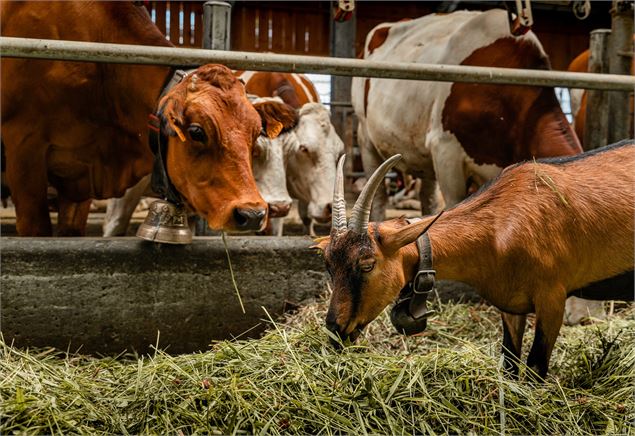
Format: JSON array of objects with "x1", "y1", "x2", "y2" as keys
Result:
[{"x1": 481, "y1": 140, "x2": 634, "y2": 291}]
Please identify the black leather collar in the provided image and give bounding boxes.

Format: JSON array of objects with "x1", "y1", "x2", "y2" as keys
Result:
[
  {"x1": 409, "y1": 231, "x2": 436, "y2": 319},
  {"x1": 149, "y1": 69, "x2": 193, "y2": 207},
  {"x1": 389, "y1": 211, "x2": 444, "y2": 334}
]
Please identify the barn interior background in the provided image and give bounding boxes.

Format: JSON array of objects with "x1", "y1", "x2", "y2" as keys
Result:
[
  {"x1": 1, "y1": 1, "x2": 634, "y2": 433},
  {"x1": 144, "y1": 0, "x2": 613, "y2": 171}
]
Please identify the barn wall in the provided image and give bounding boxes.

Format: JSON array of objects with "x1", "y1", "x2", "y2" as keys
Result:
[{"x1": 147, "y1": 1, "x2": 611, "y2": 71}]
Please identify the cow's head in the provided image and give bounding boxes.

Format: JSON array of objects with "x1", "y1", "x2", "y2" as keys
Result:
[
  {"x1": 251, "y1": 98, "x2": 298, "y2": 218},
  {"x1": 315, "y1": 155, "x2": 433, "y2": 345},
  {"x1": 286, "y1": 103, "x2": 345, "y2": 225},
  {"x1": 157, "y1": 64, "x2": 269, "y2": 231}
]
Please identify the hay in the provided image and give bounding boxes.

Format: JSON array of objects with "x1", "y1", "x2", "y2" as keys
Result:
[{"x1": 1, "y1": 296, "x2": 633, "y2": 435}]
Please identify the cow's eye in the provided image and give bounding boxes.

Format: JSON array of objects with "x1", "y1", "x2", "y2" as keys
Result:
[
  {"x1": 188, "y1": 124, "x2": 207, "y2": 143},
  {"x1": 359, "y1": 259, "x2": 375, "y2": 273}
]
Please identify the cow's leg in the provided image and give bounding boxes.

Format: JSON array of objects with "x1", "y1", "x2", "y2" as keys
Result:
[
  {"x1": 5, "y1": 140, "x2": 52, "y2": 235},
  {"x1": 527, "y1": 287, "x2": 566, "y2": 380},
  {"x1": 270, "y1": 217, "x2": 284, "y2": 236},
  {"x1": 103, "y1": 174, "x2": 150, "y2": 237},
  {"x1": 298, "y1": 200, "x2": 315, "y2": 236},
  {"x1": 564, "y1": 297, "x2": 606, "y2": 325},
  {"x1": 57, "y1": 196, "x2": 92, "y2": 236},
  {"x1": 429, "y1": 132, "x2": 467, "y2": 208},
  {"x1": 357, "y1": 120, "x2": 388, "y2": 222},
  {"x1": 418, "y1": 160, "x2": 438, "y2": 215},
  {"x1": 501, "y1": 312, "x2": 527, "y2": 378}
]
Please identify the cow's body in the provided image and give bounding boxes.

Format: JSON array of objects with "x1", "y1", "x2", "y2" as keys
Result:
[
  {"x1": 353, "y1": 9, "x2": 581, "y2": 221},
  {"x1": 2, "y1": 2, "x2": 269, "y2": 235},
  {"x1": 236, "y1": 71, "x2": 320, "y2": 108}
]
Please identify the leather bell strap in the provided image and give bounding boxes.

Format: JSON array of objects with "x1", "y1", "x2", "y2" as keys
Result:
[
  {"x1": 404, "y1": 217, "x2": 437, "y2": 320},
  {"x1": 147, "y1": 69, "x2": 194, "y2": 207}
]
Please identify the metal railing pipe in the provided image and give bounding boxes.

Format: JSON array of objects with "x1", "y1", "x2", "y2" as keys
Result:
[{"x1": 1, "y1": 36, "x2": 634, "y2": 91}]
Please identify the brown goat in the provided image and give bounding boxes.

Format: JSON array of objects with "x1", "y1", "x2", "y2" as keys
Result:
[{"x1": 315, "y1": 140, "x2": 634, "y2": 378}]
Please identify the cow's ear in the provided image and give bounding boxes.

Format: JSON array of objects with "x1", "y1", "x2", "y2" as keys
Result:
[
  {"x1": 253, "y1": 100, "x2": 298, "y2": 137},
  {"x1": 158, "y1": 87, "x2": 187, "y2": 142},
  {"x1": 266, "y1": 120, "x2": 284, "y2": 139}
]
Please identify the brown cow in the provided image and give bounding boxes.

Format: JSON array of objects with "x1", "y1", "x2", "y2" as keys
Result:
[{"x1": 1, "y1": 1, "x2": 268, "y2": 236}]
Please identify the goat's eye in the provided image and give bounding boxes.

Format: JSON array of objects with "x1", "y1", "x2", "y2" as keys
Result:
[
  {"x1": 359, "y1": 259, "x2": 375, "y2": 273},
  {"x1": 188, "y1": 124, "x2": 207, "y2": 143},
  {"x1": 299, "y1": 145, "x2": 309, "y2": 153}
]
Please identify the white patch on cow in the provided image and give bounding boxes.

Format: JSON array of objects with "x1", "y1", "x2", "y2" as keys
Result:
[
  {"x1": 290, "y1": 73, "x2": 318, "y2": 103},
  {"x1": 103, "y1": 174, "x2": 151, "y2": 237},
  {"x1": 236, "y1": 70, "x2": 256, "y2": 86}
]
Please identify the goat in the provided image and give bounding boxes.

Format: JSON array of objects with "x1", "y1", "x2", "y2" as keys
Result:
[{"x1": 314, "y1": 139, "x2": 634, "y2": 378}]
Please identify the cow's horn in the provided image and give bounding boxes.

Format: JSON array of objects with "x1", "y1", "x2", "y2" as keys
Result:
[
  {"x1": 348, "y1": 154, "x2": 402, "y2": 234},
  {"x1": 332, "y1": 154, "x2": 347, "y2": 234}
]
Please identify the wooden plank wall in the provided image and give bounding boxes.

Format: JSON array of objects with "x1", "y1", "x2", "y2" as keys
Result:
[
  {"x1": 231, "y1": 2, "x2": 330, "y2": 55},
  {"x1": 149, "y1": 1, "x2": 203, "y2": 47},
  {"x1": 146, "y1": 1, "x2": 609, "y2": 70}
]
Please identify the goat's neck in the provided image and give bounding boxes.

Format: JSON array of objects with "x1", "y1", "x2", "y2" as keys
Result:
[{"x1": 403, "y1": 207, "x2": 496, "y2": 291}]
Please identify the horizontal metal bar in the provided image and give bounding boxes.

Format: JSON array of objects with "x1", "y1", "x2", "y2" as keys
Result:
[{"x1": 1, "y1": 37, "x2": 635, "y2": 91}]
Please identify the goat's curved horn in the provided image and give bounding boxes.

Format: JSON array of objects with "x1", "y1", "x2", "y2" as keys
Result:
[
  {"x1": 332, "y1": 154, "x2": 347, "y2": 234},
  {"x1": 349, "y1": 154, "x2": 402, "y2": 234}
]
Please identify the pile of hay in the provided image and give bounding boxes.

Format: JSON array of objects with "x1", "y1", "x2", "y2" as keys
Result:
[{"x1": 1, "y1": 296, "x2": 633, "y2": 434}]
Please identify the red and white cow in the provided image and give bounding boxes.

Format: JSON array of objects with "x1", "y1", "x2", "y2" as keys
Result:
[
  {"x1": 237, "y1": 72, "x2": 344, "y2": 235},
  {"x1": 353, "y1": 9, "x2": 581, "y2": 221}
]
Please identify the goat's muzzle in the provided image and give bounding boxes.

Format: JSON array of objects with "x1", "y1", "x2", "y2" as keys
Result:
[{"x1": 326, "y1": 319, "x2": 363, "y2": 348}]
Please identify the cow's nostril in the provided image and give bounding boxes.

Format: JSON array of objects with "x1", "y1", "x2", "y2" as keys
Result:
[{"x1": 233, "y1": 207, "x2": 267, "y2": 230}]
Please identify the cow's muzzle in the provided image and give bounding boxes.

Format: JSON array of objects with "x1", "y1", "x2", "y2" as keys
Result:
[
  {"x1": 233, "y1": 207, "x2": 267, "y2": 230},
  {"x1": 268, "y1": 201, "x2": 292, "y2": 218}
]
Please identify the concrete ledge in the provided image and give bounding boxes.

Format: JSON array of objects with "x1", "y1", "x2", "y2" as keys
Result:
[{"x1": 1, "y1": 237, "x2": 478, "y2": 354}]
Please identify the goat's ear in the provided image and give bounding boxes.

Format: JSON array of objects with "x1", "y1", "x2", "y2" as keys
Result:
[
  {"x1": 381, "y1": 220, "x2": 431, "y2": 253},
  {"x1": 310, "y1": 236, "x2": 330, "y2": 254}
]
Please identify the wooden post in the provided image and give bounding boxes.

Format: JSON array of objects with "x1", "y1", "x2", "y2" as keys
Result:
[
  {"x1": 584, "y1": 29, "x2": 611, "y2": 151},
  {"x1": 329, "y1": 4, "x2": 356, "y2": 180},
  {"x1": 607, "y1": 0, "x2": 634, "y2": 144},
  {"x1": 203, "y1": 1, "x2": 231, "y2": 50}
]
